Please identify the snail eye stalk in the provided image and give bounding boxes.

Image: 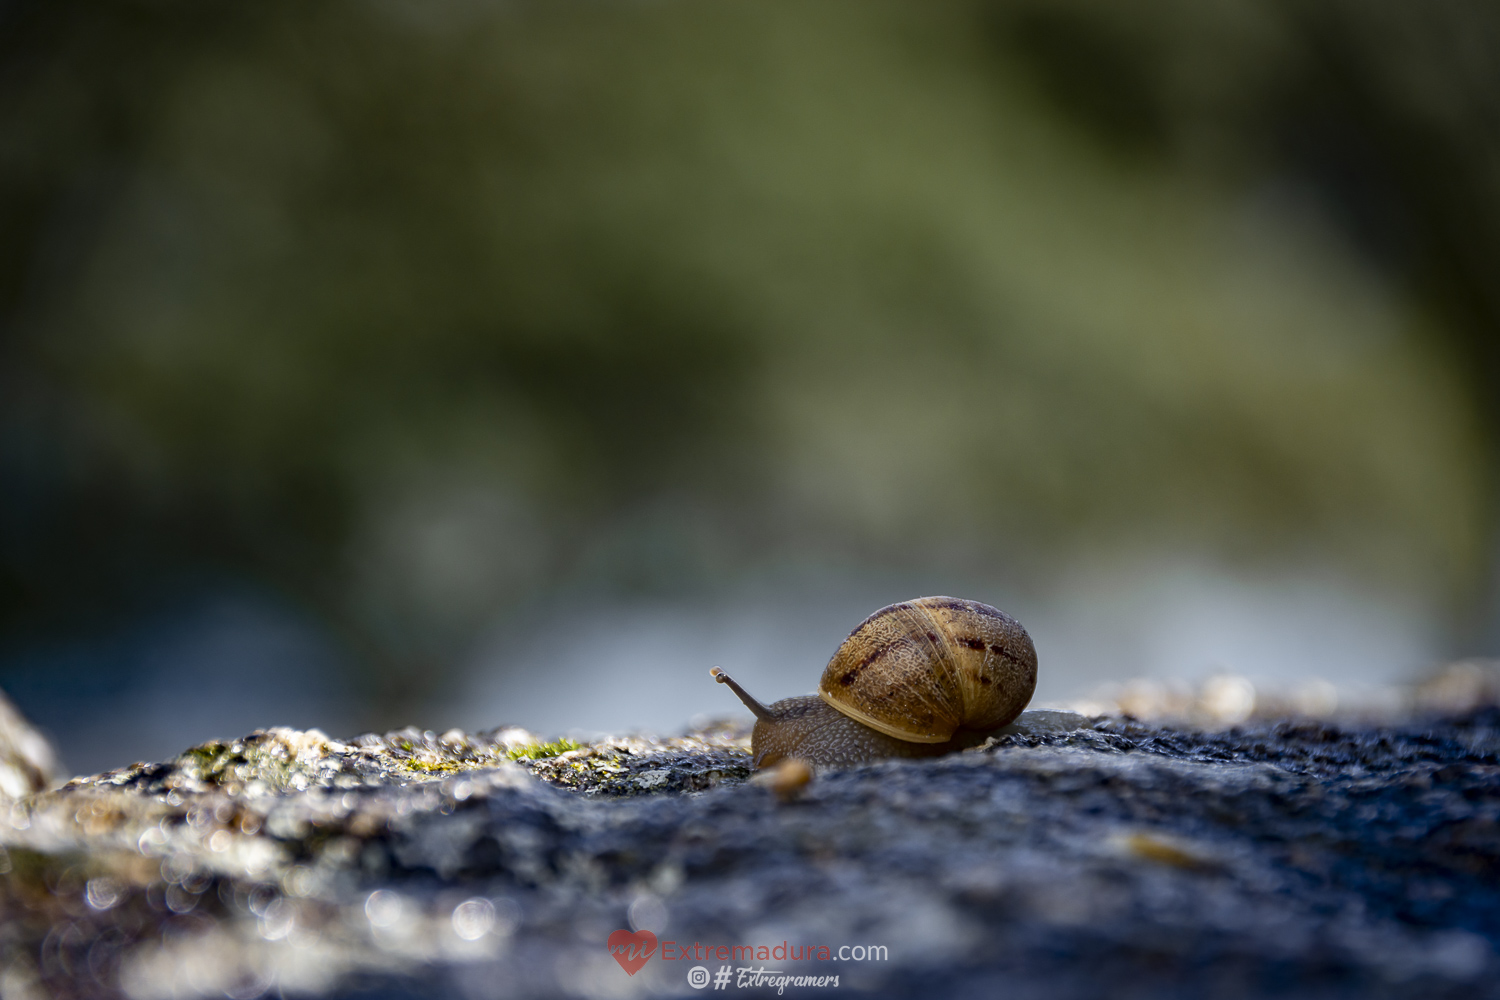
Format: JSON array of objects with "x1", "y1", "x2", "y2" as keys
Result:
[{"x1": 711, "y1": 666, "x2": 775, "y2": 722}]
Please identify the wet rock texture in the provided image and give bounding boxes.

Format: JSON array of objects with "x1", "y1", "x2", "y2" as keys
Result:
[{"x1": 2, "y1": 697, "x2": 1500, "y2": 1000}]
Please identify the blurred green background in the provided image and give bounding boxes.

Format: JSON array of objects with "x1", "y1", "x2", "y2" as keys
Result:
[{"x1": 2, "y1": 0, "x2": 1498, "y2": 772}]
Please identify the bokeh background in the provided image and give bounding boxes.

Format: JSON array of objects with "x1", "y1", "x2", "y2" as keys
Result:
[{"x1": 3, "y1": 0, "x2": 1499, "y2": 775}]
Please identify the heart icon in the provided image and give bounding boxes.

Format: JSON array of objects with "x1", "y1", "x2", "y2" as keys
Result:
[{"x1": 607, "y1": 928, "x2": 658, "y2": 976}]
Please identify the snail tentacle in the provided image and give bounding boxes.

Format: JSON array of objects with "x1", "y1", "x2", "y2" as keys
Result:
[{"x1": 710, "y1": 666, "x2": 776, "y2": 723}]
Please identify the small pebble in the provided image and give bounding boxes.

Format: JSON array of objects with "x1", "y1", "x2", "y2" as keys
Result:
[{"x1": 751, "y1": 758, "x2": 813, "y2": 801}]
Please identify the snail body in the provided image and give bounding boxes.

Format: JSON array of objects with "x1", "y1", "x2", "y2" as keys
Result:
[{"x1": 713, "y1": 596, "x2": 1037, "y2": 770}]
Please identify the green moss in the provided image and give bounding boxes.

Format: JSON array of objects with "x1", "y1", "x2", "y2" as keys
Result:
[
  {"x1": 506, "y1": 739, "x2": 583, "y2": 761},
  {"x1": 404, "y1": 758, "x2": 461, "y2": 774},
  {"x1": 179, "y1": 741, "x2": 251, "y2": 784}
]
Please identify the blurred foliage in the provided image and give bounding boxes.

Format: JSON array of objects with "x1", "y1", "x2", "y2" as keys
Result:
[{"x1": 0, "y1": 0, "x2": 1497, "y2": 713}]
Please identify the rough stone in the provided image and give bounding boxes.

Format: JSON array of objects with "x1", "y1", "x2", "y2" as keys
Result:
[
  {"x1": 2, "y1": 703, "x2": 1500, "y2": 999},
  {"x1": 0, "y1": 689, "x2": 61, "y2": 803}
]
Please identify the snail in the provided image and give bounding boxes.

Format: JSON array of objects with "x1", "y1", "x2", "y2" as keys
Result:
[{"x1": 712, "y1": 596, "x2": 1037, "y2": 770}]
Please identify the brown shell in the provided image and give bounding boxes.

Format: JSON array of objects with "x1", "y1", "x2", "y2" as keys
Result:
[{"x1": 817, "y1": 596, "x2": 1037, "y2": 743}]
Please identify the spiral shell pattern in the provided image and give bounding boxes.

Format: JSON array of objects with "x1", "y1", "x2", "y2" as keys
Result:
[{"x1": 817, "y1": 596, "x2": 1037, "y2": 743}]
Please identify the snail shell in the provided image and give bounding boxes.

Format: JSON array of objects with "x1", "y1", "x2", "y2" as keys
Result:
[
  {"x1": 712, "y1": 596, "x2": 1037, "y2": 770},
  {"x1": 819, "y1": 596, "x2": 1036, "y2": 743}
]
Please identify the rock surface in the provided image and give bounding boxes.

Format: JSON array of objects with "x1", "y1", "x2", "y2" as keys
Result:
[{"x1": 2, "y1": 700, "x2": 1500, "y2": 999}]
